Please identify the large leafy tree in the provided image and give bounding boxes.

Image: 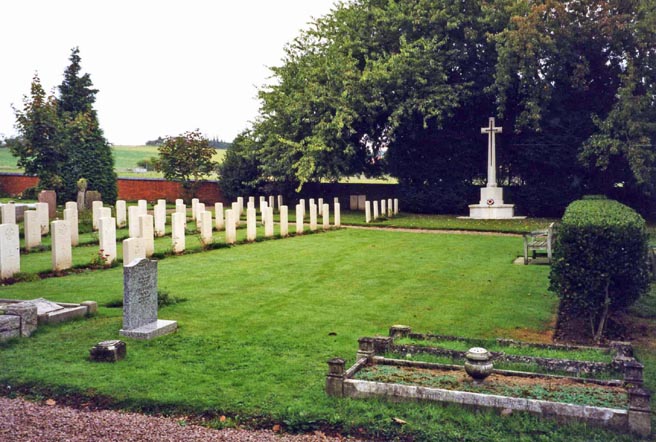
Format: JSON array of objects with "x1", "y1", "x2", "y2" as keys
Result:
[
  {"x1": 57, "y1": 47, "x2": 117, "y2": 203},
  {"x1": 9, "y1": 74, "x2": 66, "y2": 191},
  {"x1": 156, "y1": 130, "x2": 217, "y2": 199}
]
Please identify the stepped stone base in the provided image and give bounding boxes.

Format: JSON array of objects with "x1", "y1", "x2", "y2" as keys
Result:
[{"x1": 119, "y1": 319, "x2": 177, "y2": 340}]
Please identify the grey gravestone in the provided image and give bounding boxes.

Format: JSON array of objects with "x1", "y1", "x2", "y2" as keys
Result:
[
  {"x1": 119, "y1": 258, "x2": 177, "y2": 340},
  {"x1": 90, "y1": 340, "x2": 126, "y2": 362},
  {"x1": 85, "y1": 191, "x2": 102, "y2": 210}
]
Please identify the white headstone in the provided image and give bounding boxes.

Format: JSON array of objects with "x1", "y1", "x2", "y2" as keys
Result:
[
  {"x1": 91, "y1": 200, "x2": 103, "y2": 231},
  {"x1": 232, "y1": 202, "x2": 241, "y2": 227},
  {"x1": 1, "y1": 203, "x2": 16, "y2": 225},
  {"x1": 157, "y1": 199, "x2": 167, "y2": 207},
  {"x1": 349, "y1": 195, "x2": 358, "y2": 211},
  {"x1": 322, "y1": 203, "x2": 330, "y2": 229},
  {"x1": 280, "y1": 205, "x2": 288, "y2": 237},
  {"x1": 154, "y1": 203, "x2": 166, "y2": 237},
  {"x1": 246, "y1": 207, "x2": 257, "y2": 241},
  {"x1": 123, "y1": 237, "x2": 146, "y2": 265},
  {"x1": 247, "y1": 200, "x2": 255, "y2": 211},
  {"x1": 214, "y1": 203, "x2": 224, "y2": 230},
  {"x1": 191, "y1": 198, "x2": 199, "y2": 221},
  {"x1": 295, "y1": 204, "x2": 304, "y2": 234},
  {"x1": 381, "y1": 200, "x2": 386, "y2": 217},
  {"x1": 357, "y1": 195, "x2": 367, "y2": 211},
  {"x1": 237, "y1": 197, "x2": 244, "y2": 215},
  {"x1": 199, "y1": 211, "x2": 213, "y2": 245},
  {"x1": 309, "y1": 198, "x2": 315, "y2": 210},
  {"x1": 264, "y1": 206, "x2": 274, "y2": 237},
  {"x1": 115, "y1": 200, "x2": 127, "y2": 228},
  {"x1": 24, "y1": 211, "x2": 41, "y2": 250},
  {"x1": 334, "y1": 202, "x2": 341, "y2": 227},
  {"x1": 248, "y1": 196, "x2": 255, "y2": 206},
  {"x1": 260, "y1": 201, "x2": 268, "y2": 224},
  {"x1": 394, "y1": 198, "x2": 399, "y2": 214},
  {"x1": 139, "y1": 214, "x2": 155, "y2": 257},
  {"x1": 365, "y1": 201, "x2": 371, "y2": 223},
  {"x1": 175, "y1": 198, "x2": 183, "y2": 206},
  {"x1": 373, "y1": 201, "x2": 379, "y2": 220},
  {"x1": 309, "y1": 203, "x2": 317, "y2": 231},
  {"x1": 171, "y1": 212, "x2": 186, "y2": 253},
  {"x1": 98, "y1": 216, "x2": 117, "y2": 264},
  {"x1": 128, "y1": 206, "x2": 141, "y2": 238},
  {"x1": 63, "y1": 207, "x2": 79, "y2": 246},
  {"x1": 268, "y1": 195, "x2": 274, "y2": 211},
  {"x1": 299, "y1": 199, "x2": 306, "y2": 219},
  {"x1": 196, "y1": 203, "x2": 206, "y2": 232},
  {"x1": 388, "y1": 198, "x2": 393, "y2": 217},
  {"x1": 175, "y1": 203, "x2": 187, "y2": 227},
  {"x1": 318, "y1": 198, "x2": 324, "y2": 215},
  {"x1": 119, "y1": 258, "x2": 177, "y2": 340},
  {"x1": 99, "y1": 207, "x2": 112, "y2": 221},
  {"x1": 277, "y1": 195, "x2": 283, "y2": 212},
  {"x1": 0, "y1": 224, "x2": 20, "y2": 279},
  {"x1": 51, "y1": 220, "x2": 72, "y2": 271},
  {"x1": 225, "y1": 209, "x2": 236, "y2": 244},
  {"x1": 36, "y1": 202, "x2": 49, "y2": 235},
  {"x1": 137, "y1": 199, "x2": 148, "y2": 216}
]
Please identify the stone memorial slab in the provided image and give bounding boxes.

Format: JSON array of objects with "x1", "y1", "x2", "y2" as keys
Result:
[
  {"x1": 350, "y1": 195, "x2": 358, "y2": 211},
  {"x1": 373, "y1": 201, "x2": 379, "y2": 220},
  {"x1": 137, "y1": 199, "x2": 148, "y2": 216},
  {"x1": 1, "y1": 203, "x2": 16, "y2": 225},
  {"x1": 322, "y1": 204, "x2": 330, "y2": 229},
  {"x1": 128, "y1": 206, "x2": 141, "y2": 238},
  {"x1": 0, "y1": 224, "x2": 20, "y2": 279},
  {"x1": 260, "y1": 201, "x2": 268, "y2": 225},
  {"x1": 264, "y1": 206, "x2": 274, "y2": 237},
  {"x1": 334, "y1": 203, "x2": 341, "y2": 227},
  {"x1": 200, "y1": 211, "x2": 213, "y2": 245},
  {"x1": 99, "y1": 217, "x2": 117, "y2": 264},
  {"x1": 24, "y1": 211, "x2": 41, "y2": 250},
  {"x1": 248, "y1": 196, "x2": 255, "y2": 206},
  {"x1": 381, "y1": 200, "x2": 386, "y2": 217},
  {"x1": 5, "y1": 301, "x2": 38, "y2": 337},
  {"x1": 225, "y1": 209, "x2": 236, "y2": 244},
  {"x1": 99, "y1": 207, "x2": 112, "y2": 221},
  {"x1": 277, "y1": 195, "x2": 283, "y2": 212},
  {"x1": 77, "y1": 191, "x2": 86, "y2": 212},
  {"x1": 318, "y1": 198, "x2": 324, "y2": 215},
  {"x1": 123, "y1": 237, "x2": 146, "y2": 266},
  {"x1": 51, "y1": 220, "x2": 72, "y2": 271},
  {"x1": 35, "y1": 202, "x2": 49, "y2": 235},
  {"x1": 299, "y1": 199, "x2": 306, "y2": 218},
  {"x1": 295, "y1": 204, "x2": 304, "y2": 234},
  {"x1": 92, "y1": 200, "x2": 104, "y2": 231},
  {"x1": 268, "y1": 195, "x2": 275, "y2": 211},
  {"x1": 357, "y1": 195, "x2": 367, "y2": 211},
  {"x1": 0, "y1": 315, "x2": 20, "y2": 342},
  {"x1": 196, "y1": 203, "x2": 206, "y2": 231},
  {"x1": 246, "y1": 208, "x2": 257, "y2": 241},
  {"x1": 85, "y1": 191, "x2": 102, "y2": 210},
  {"x1": 387, "y1": 198, "x2": 393, "y2": 217},
  {"x1": 154, "y1": 203, "x2": 166, "y2": 237},
  {"x1": 63, "y1": 207, "x2": 79, "y2": 246},
  {"x1": 139, "y1": 214, "x2": 155, "y2": 257},
  {"x1": 89, "y1": 340, "x2": 126, "y2": 362},
  {"x1": 280, "y1": 205, "x2": 288, "y2": 237},
  {"x1": 23, "y1": 298, "x2": 63, "y2": 316},
  {"x1": 119, "y1": 258, "x2": 177, "y2": 340},
  {"x1": 365, "y1": 201, "x2": 371, "y2": 223},
  {"x1": 309, "y1": 203, "x2": 318, "y2": 231},
  {"x1": 394, "y1": 198, "x2": 399, "y2": 214},
  {"x1": 65, "y1": 201, "x2": 78, "y2": 213},
  {"x1": 237, "y1": 196, "x2": 244, "y2": 215},
  {"x1": 38, "y1": 190, "x2": 57, "y2": 218},
  {"x1": 171, "y1": 212, "x2": 186, "y2": 253},
  {"x1": 175, "y1": 198, "x2": 183, "y2": 206},
  {"x1": 214, "y1": 203, "x2": 224, "y2": 230},
  {"x1": 115, "y1": 200, "x2": 127, "y2": 228},
  {"x1": 191, "y1": 198, "x2": 199, "y2": 221},
  {"x1": 247, "y1": 200, "x2": 255, "y2": 211}
]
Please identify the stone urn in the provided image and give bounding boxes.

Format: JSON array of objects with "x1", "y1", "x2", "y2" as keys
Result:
[{"x1": 464, "y1": 347, "x2": 493, "y2": 383}]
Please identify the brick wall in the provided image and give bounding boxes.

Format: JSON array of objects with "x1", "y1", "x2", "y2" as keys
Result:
[
  {"x1": 117, "y1": 178, "x2": 224, "y2": 203},
  {"x1": 0, "y1": 174, "x2": 38, "y2": 196}
]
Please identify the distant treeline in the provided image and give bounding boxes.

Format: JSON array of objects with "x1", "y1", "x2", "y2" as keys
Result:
[{"x1": 146, "y1": 136, "x2": 231, "y2": 149}]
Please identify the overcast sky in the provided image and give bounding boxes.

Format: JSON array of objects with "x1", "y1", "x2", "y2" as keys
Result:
[{"x1": 0, "y1": 0, "x2": 338, "y2": 145}]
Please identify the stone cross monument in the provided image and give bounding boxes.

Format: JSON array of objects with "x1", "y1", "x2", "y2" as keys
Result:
[{"x1": 468, "y1": 117, "x2": 518, "y2": 219}]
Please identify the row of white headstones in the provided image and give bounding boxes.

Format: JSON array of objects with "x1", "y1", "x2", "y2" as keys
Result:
[{"x1": 0, "y1": 195, "x2": 356, "y2": 280}]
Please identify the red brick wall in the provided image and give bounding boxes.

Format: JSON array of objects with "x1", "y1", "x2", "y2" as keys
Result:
[{"x1": 0, "y1": 174, "x2": 224, "y2": 204}]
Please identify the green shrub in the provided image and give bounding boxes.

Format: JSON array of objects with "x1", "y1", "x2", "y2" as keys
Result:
[{"x1": 549, "y1": 199, "x2": 651, "y2": 341}]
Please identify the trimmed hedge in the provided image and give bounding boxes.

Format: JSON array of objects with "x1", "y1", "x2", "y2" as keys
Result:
[{"x1": 549, "y1": 198, "x2": 651, "y2": 341}]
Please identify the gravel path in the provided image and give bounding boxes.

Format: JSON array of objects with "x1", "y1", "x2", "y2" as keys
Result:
[{"x1": 0, "y1": 396, "x2": 349, "y2": 442}]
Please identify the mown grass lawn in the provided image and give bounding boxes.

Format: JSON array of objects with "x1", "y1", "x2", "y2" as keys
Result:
[{"x1": 0, "y1": 228, "x2": 642, "y2": 441}]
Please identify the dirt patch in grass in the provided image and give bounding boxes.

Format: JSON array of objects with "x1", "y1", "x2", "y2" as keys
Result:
[
  {"x1": 356, "y1": 365, "x2": 627, "y2": 408},
  {"x1": 495, "y1": 325, "x2": 555, "y2": 344}
]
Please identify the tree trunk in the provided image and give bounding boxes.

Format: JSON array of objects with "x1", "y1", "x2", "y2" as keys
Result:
[{"x1": 593, "y1": 280, "x2": 611, "y2": 343}]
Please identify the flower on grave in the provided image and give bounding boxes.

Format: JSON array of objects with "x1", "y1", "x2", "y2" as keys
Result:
[{"x1": 486, "y1": 198, "x2": 495, "y2": 206}]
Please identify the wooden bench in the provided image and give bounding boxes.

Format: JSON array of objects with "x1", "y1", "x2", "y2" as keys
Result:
[{"x1": 523, "y1": 223, "x2": 556, "y2": 265}]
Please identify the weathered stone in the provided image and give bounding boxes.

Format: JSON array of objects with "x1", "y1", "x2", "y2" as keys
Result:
[
  {"x1": 123, "y1": 237, "x2": 145, "y2": 266},
  {"x1": 357, "y1": 195, "x2": 366, "y2": 211},
  {"x1": 0, "y1": 224, "x2": 20, "y2": 279},
  {"x1": 38, "y1": 190, "x2": 57, "y2": 218},
  {"x1": 246, "y1": 208, "x2": 257, "y2": 241},
  {"x1": 139, "y1": 214, "x2": 155, "y2": 257},
  {"x1": 46, "y1": 306, "x2": 87, "y2": 324},
  {"x1": 98, "y1": 217, "x2": 117, "y2": 264},
  {"x1": 35, "y1": 202, "x2": 49, "y2": 235},
  {"x1": 81, "y1": 301, "x2": 98, "y2": 315},
  {"x1": 0, "y1": 316, "x2": 20, "y2": 342},
  {"x1": 63, "y1": 207, "x2": 79, "y2": 246},
  {"x1": 115, "y1": 200, "x2": 127, "y2": 228},
  {"x1": 326, "y1": 358, "x2": 346, "y2": 397},
  {"x1": 280, "y1": 205, "x2": 289, "y2": 237},
  {"x1": 90, "y1": 340, "x2": 126, "y2": 362},
  {"x1": 77, "y1": 190, "x2": 86, "y2": 212},
  {"x1": 5, "y1": 302, "x2": 38, "y2": 337},
  {"x1": 92, "y1": 200, "x2": 104, "y2": 231},
  {"x1": 51, "y1": 220, "x2": 72, "y2": 271},
  {"x1": 1, "y1": 203, "x2": 16, "y2": 225},
  {"x1": 119, "y1": 258, "x2": 177, "y2": 340},
  {"x1": 214, "y1": 203, "x2": 224, "y2": 230},
  {"x1": 350, "y1": 195, "x2": 358, "y2": 211},
  {"x1": 171, "y1": 212, "x2": 186, "y2": 253},
  {"x1": 85, "y1": 190, "x2": 102, "y2": 210}
]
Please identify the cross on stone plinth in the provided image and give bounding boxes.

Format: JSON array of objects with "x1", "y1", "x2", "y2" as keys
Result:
[{"x1": 481, "y1": 117, "x2": 502, "y2": 188}]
